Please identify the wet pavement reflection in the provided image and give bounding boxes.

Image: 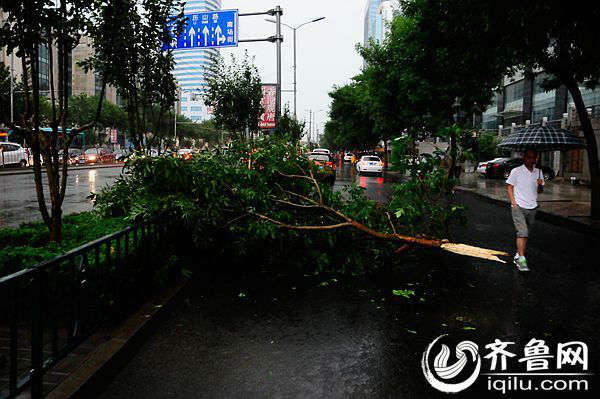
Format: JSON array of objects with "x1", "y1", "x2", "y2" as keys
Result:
[
  {"x1": 333, "y1": 161, "x2": 401, "y2": 204},
  {"x1": 0, "y1": 166, "x2": 122, "y2": 228}
]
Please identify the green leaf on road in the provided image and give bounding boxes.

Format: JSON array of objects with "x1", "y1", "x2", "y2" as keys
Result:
[{"x1": 392, "y1": 289, "x2": 415, "y2": 298}]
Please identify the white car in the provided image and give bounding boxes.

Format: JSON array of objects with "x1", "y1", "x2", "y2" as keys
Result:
[
  {"x1": 476, "y1": 158, "x2": 507, "y2": 174},
  {"x1": 0, "y1": 142, "x2": 29, "y2": 167},
  {"x1": 312, "y1": 148, "x2": 330, "y2": 155},
  {"x1": 356, "y1": 155, "x2": 383, "y2": 176},
  {"x1": 343, "y1": 152, "x2": 353, "y2": 162}
]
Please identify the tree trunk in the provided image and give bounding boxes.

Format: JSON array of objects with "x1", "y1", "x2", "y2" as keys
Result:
[
  {"x1": 566, "y1": 80, "x2": 600, "y2": 219},
  {"x1": 49, "y1": 211, "x2": 62, "y2": 242}
]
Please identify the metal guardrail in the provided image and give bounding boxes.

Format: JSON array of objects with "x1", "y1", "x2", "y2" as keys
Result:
[{"x1": 0, "y1": 219, "x2": 166, "y2": 398}]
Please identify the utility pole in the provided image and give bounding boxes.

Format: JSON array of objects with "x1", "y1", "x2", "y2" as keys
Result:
[
  {"x1": 10, "y1": 52, "x2": 14, "y2": 124},
  {"x1": 293, "y1": 28, "x2": 297, "y2": 118},
  {"x1": 275, "y1": 6, "x2": 283, "y2": 126},
  {"x1": 309, "y1": 109, "x2": 312, "y2": 146}
]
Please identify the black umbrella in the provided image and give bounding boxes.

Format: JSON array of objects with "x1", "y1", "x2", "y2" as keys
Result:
[{"x1": 497, "y1": 125, "x2": 587, "y2": 152}]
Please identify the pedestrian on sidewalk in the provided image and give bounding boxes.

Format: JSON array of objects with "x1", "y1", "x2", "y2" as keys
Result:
[{"x1": 506, "y1": 149, "x2": 544, "y2": 271}]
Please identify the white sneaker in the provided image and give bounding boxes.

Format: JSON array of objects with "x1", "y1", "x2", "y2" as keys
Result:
[{"x1": 514, "y1": 256, "x2": 530, "y2": 272}]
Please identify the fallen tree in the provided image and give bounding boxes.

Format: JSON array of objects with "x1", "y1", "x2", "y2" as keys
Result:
[{"x1": 94, "y1": 137, "x2": 508, "y2": 274}]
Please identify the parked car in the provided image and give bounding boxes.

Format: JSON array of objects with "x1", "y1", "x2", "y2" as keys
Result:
[
  {"x1": 76, "y1": 148, "x2": 116, "y2": 165},
  {"x1": 0, "y1": 142, "x2": 29, "y2": 167},
  {"x1": 477, "y1": 157, "x2": 509, "y2": 175},
  {"x1": 343, "y1": 152, "x2": 353, "y2": 162},
  {"x1": 485, "y1": 158, "x2": 555, "y2": 180},
  {"x1": 356, "y1": 155, "x2": 384, "y2": 176},
  {"x1": 308, "y1": 152, "x2": 336, "y2": 184}
]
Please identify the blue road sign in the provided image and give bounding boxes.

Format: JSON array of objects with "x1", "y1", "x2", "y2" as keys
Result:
[{"x1": 165, "y1": 9, "x2": 239, "y2": 50}]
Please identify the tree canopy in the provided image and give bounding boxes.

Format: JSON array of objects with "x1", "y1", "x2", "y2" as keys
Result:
[
  {"x1": 204, "y1": 53, "x2": 263, "y2": 141},
  {"x1": 321, "y1": 81, "x2": 376, "y2": 151}
]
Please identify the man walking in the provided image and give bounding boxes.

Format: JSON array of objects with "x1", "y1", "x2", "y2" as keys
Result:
[{"x1": 506, "y1": 149, "x2": 544, "y2": 271}]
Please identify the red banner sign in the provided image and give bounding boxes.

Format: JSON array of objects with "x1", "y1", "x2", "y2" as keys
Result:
[{"x1": 259, "y1": 84, "x2": 277, "y2": 130}]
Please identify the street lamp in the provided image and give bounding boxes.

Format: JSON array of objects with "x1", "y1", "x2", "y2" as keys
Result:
[
  {"x1": 309, "y1": 108, "x2": 326, "y2": 145},
  {"x1": 266, "y1": 17, "x2": 326, "y2": 118}
]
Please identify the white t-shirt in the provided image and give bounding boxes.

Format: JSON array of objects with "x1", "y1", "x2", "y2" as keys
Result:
[{"x1": 506, "y1": 164, "x2": 542, "y2": 209}]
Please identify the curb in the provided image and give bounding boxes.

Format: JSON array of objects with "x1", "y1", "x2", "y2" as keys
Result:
[
  {"x1": 46, "y1": 276, "x2": 190, "y2": 399},
  {"x1": 456, "y1": 187, "x2": 600, "y2": 237},
  {"x1": 0, "y1": 164, "x2": 124, "y2": 177}
]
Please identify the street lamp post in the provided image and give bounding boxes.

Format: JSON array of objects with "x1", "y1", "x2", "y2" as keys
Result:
[
  {"x1": 10, "y1": 52, "x2": 14, "y2": 124},
  {"x1": 306, "y1": 108, "x2": 325, "y2": 146},
  {"x1": 267, "y1": 17, "x2": 325, "y2": 118}
]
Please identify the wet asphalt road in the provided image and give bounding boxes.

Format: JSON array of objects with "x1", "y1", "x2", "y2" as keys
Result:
[
  {"x1": 333, "y1": 162, "x2": 398, "y2": 203},
  {"x1": 0, "y1": 166, "x2": 122, "y2": 228},
  {"x1": 0, "y1": 162, "x2": 390, "y2": 229},
  {"x1": 96, "y1": 168, "x2": 600, "y2": 398}
]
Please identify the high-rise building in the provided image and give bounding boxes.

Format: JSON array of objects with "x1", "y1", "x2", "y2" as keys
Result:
[
  {"x1": 363, "y1": 0, "x2": 382, "y2": 47},
  {"x1": 174, "y1": 0, "x2": 221, "y2": 122},
  {"x1": 71, "y1": 36, "x2": 120, "y2": 104},
  {"x1": 376, "y1": 1, "x2": 399, "y2": 43}
]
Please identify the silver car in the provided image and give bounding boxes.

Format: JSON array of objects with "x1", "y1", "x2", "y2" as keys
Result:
[{"x1": 0, "y1": 142, "x2": 29, "y2": 167}]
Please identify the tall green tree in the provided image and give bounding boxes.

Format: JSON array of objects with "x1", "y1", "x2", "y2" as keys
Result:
[
  {"x1": 204, "y1": 53, "x2": 263, "y2": 141},
  {"x1": 361, "y1": 7, "x2": 513, "y2": 177},
  {"x1": 1, "y1": 0, "x2": 102, "y2": 242},
  {"x1": 323, "y1": 82, "x2": 377, "y2": 151},
  {"x1": 399, "y1": 0, "x2": 600, "y2": 218},
  {"x1": 504, "y1": 1, "x2": 600, "y2": 219},
  {"x1": 82, "y1": 0, "x2": 186, "y2": 150}
]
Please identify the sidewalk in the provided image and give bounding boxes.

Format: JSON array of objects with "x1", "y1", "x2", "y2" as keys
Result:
[{"x1": 457, "y1": 172, "x2": 600, "y2": 234}]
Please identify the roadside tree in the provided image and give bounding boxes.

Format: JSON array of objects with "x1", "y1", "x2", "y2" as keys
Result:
[
  {"x1": 0, "y1": 0, "x2": 104, "y2": 241},
  {"x1": 204, "y1": 53, "x2": 263, "y2": 141}
]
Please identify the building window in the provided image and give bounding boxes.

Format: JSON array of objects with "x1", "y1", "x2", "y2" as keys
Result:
[
  {"x1": 504, "y1": 80, "x2": 524, "y2": 111},
  {"x1": 532, "y1": 73, "x2": 555, "y2": 123},
  {"x1": 181, "y1": 106, "x2": 188, "y2": 112},
  {"x1": 505, "y1": 80, "x2": 524, "y2": 103},
  {"x1": 568, "y1": 86, "x2": 600, "y2": 108},
  {"x1": 191, "y1": 106, "x2": 202, "y2": 112},
  {"x1": 38, "y1": 44, "x2": 49, "y2": 94},
  {"x1": 181, "y1": 97, "x2": 188, "y2": 102},
  {"x1": 94, "y1": 73, "x2": 103, "y2": 96}
]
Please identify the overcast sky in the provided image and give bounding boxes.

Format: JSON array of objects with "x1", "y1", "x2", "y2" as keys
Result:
[{"x1": 220, "y1": 0, "x2": 366, "y2": 136}]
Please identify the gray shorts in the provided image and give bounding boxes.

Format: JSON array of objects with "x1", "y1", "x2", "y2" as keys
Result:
[{"x1": 511, "y1": 206, "x2": 537, "y2": 238}]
